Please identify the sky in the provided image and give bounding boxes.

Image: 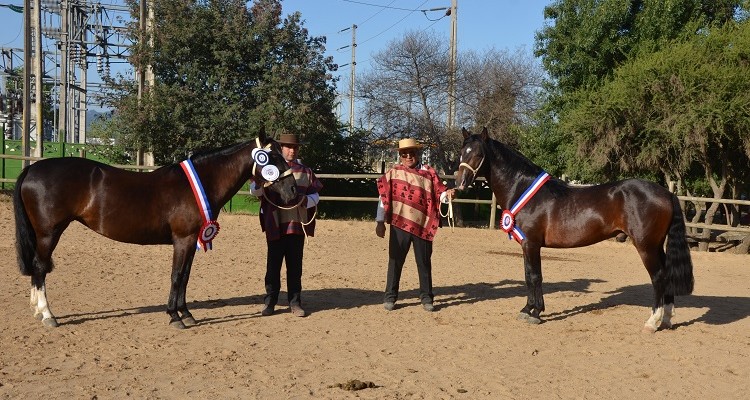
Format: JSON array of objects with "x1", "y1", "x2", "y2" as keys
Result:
[{"x1": 0, "y1": 0, "x2": 551, "y2": 117}]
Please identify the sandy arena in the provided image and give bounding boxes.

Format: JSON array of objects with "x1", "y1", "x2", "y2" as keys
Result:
[{"x1": 0, "y1": 196, "x2": 748, "y2": 399}]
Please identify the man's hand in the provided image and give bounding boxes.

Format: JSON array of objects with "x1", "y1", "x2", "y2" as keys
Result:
[{"x1": 375, "y1": 221, "x2": 386, "y2": 238}]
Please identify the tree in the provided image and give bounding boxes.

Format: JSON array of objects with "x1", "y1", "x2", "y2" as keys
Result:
[
  {"x1": 566, "y1": 20, "x2": 750, "y2": 230},
  {"x1": 459, "y1": 49, "x2": 544, "y2": 149},
  {"x1": 358, "y1": 31, "x2": 542, "y2": 175},
  {"x1": 532, "y1": 0, "x2": 748, "y2": 178},
  {"x1": 115, "y1": 0, "x2": 339, "y2": 165},
  {"x1": 357, "y1": 30, "x2": 454, "y2": 172}
]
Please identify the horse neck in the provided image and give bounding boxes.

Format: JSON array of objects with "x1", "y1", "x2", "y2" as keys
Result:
[
  {"x1": 486, "y1": 140, "x2": 546, "y2": 209},
  {"x1": 191, "y1": 141, "x2": 255, "y2": 209}
]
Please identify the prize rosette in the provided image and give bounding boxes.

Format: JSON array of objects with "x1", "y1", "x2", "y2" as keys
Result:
[
  {"x1": 251, "y1": 148, "x2": 270, "y2": 166},
  {"x1": 199, "y1": 220, "x2": 220, "y2": 247},
  {"x1": 261, "y1": 165, "x2": 280, "y2": 181},
  {"x1": 500, "y1": 210, "x2": 515, "y2": 233}
]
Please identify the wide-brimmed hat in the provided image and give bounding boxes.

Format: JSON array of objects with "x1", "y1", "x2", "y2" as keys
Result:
[
  {"x1": 277, "y1": 133, "x2": 303, "y2": 146},
  {"x1": 397, "y1": 138, "x2": 423, "y2": 151}
]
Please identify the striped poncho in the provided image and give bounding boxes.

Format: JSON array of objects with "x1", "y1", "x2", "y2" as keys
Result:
[
  {"x1": 377, "y1": 164, "x2": 447, "y2": 241},
  {"x1": 259, "y1": 161, "x2": 322, "y2": 241}
]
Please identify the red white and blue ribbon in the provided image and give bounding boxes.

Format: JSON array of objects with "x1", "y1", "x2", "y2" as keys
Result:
[
  {"x1": 180, "y1": 159, "x2": 220, "y2": 251},
  {"x1": 500, "y1": 171, "x2": 550, "y2": 243}
]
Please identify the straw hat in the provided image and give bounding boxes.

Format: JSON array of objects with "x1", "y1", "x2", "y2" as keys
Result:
[
  {"x1": 397, "y1": 138, "x2": 423, "y2": 151},
  {"x1": 277, "y1": 133, "x2": 302, "y2": 146}
]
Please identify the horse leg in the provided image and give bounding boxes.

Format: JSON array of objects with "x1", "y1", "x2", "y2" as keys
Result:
[
  {"x1": 638, "y1": 246, "x2": 667, "y2": 333},
  {"x1": 30, "y1": 233, "x2": 63, "y2": 327},
  {"x1": 30, "y1": 276, "x2": 58, "y2": 327},
  {"x1": 519, "y1": 244, "x2": 544, "y2": 325},
  {"x1": 177, "y1": 252, "x2": 197, "y2": 327},
  {"x1": 167, "y1": 239, "x2": 197, "y2": 329},
  {"x1": 659, "y1": 295, "x2": 675, "y2": 330}
]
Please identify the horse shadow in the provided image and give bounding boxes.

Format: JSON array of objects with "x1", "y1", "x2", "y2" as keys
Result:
[
  {"x1": 542, "y1": 283, "x2": 750, "y2": 328},
  {"x1": 57, "y1": 279, "x2": 748, "y2": 328}
]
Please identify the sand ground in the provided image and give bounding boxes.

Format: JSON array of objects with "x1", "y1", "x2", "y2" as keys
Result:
[{"x1": 0, "y1": 197, "x2": 748, "y2": 399}]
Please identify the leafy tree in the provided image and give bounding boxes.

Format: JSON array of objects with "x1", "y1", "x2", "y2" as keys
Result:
[
  {"x1": 563, "y1": 20, "x2": 750, "y2": 248},
  {"x1": 533, "y1": 0, "x2": 749, "y2": 180},
  {"x1": 536, "y1": 0, "x2": 742, "y2": 94},
  {"x1": 114, "y1": 0, "x2": 339, "y2": 165}
]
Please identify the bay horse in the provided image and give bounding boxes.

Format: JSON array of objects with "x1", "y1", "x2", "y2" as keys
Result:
[
  {"x1": 14, "y1": 133, "x2": 298, "y2": 329},
  {"x1": 455, "y1": 127, "x2": 694, "y2": 333}
]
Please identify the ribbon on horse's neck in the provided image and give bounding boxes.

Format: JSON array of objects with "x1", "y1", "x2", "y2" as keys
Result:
[
  {"x1": 500, "y1": 171, "x2": 550, "y2": 243},
  {"x1": 180, "y1": 159, "x2": 220, "y2": 252}
]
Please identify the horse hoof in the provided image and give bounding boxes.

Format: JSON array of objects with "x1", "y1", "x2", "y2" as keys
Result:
[
  {"x1": 181, "y1": 316, "x2": 197, "y2": 327},
  {"x1": 42, "y1": 317, "x2": 59, "y2": 328},
  {"x1": 34, "y1": 312, "x2": 44, "y2": 321},
  {"x1": 641, "y1": 325, "x2": 657, "y2": 334},
  {"x1": 169, "y1": 320, "x2": 187, "y2": 329},
  {"x1": 517, "y1": 312, "x2": 530, "y2": 321},
  {"x1": 526, "y1": 316, "x2": 542, "y2": 325},
  {"x1": 659, "y1": 321, "x2": 673, "y2": 330}
]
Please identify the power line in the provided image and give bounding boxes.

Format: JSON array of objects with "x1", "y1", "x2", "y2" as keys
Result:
[
  {"x1": 341, "y1": 0, "x2": 428, "y2": 12},
  {"x1": 359, "y1": 0, "x2": 429, "y2": 46}
]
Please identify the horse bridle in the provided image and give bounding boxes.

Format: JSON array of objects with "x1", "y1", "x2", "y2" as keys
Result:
[
  {"x1": 458, "y1": 152, "x2": 485, "y2": 186},
  {"x1": 252, "y1": 137, "x2": 306, "y2": 210},
  {"x1": 253, "y1": 137, "x2": 295, "y2": 188}
]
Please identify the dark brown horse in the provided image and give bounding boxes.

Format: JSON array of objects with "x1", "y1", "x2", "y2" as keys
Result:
[
  {"x1": 455, "y1": 128, "x2": 694, "y2": 332},
  {"x1": 14, "y1": 134, "x2": 298, "y2": 329}
]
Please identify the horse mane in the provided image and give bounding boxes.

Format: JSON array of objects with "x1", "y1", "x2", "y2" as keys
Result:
[
  {"x1": 190, "y1": 140, "x2": 250, "y2": 163},
  {"x1": 487, "y1": 138, "x2": 543, "y2": 177},
  {"x1": 486, "y1": 136, "x2": 569, "y2": 197}
]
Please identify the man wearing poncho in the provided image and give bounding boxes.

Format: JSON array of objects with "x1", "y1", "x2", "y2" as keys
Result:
[{"x1": 375, "y1": 138, "x2": 456, "y2": 312}]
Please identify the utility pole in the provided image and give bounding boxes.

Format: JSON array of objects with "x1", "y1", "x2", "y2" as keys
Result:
[
  {"x1": 136, "y1": 0, "x2": 154, "y2": 167},
  {"x1": 348, "y1": 24, "x2": 357, "y2": 133},
  {"x1": 21, "y1": 0, "x2": 31, "y2": 166},
  {"x1": 58, "y1": 0, "x2": 68, "y2": 142},
  {"x1": 447, "y1": 0, "x2": 457, "y2": 132},
  {"x1": 33, "y1": 0, "x2": 43, "y2": 157}
]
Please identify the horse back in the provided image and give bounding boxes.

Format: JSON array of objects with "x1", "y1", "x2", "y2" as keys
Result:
[
  {"x1": 533, "y1": 179, "x2": 674, "y2": 248},
  {"x1": 19, "y1": 158, "x2": 199, "y2": 244}
]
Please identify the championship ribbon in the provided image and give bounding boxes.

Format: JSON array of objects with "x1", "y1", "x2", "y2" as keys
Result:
[
  {"x1": 500, "y1": 171, "x2": 550, "y2": 243},
  {"x1": 180, "y1": 159, "x2": 220, "y2": 251}
]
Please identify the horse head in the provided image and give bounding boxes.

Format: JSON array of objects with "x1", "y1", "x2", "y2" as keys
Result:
[
  {"x1": 455, "y1": 127, "x2": 490, "y2": 191},
  {"x1": 253, "y1": 129, "x2": 298, "y2": 204}
]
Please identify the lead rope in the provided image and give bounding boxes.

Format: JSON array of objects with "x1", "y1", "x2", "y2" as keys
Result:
[
  {"x1": 439, "y1": 195, "x2": 455, "y2": 232},
  {"x1": 261, "y1": 191, "x2": 317, "y2": 245}
]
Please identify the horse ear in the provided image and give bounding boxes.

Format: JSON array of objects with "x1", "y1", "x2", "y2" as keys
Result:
[
  {"x1": 258, "y1": 125, "x2": 267, "y2": 142},
  {"x1": 461, "y1": 127, "x2": 470, "y2": 139},
  {"x1": 480, "y1": 127, "x2": 489, "y2": 142}
]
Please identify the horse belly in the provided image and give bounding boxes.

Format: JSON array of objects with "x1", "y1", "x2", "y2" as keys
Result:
[
  {"x1": 543, "y1": 220, "x2": 617, "y2": 248},
  {"x1": 81, "y1": 187, "x2": 179, "y2": 245}
]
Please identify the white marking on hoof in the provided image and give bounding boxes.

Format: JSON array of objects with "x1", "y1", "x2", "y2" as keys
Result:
[
  {"x1": 641, "y1": 325, "x2": 657, "y2": 334},
  {"x1": 517, "y1": 312, "x2": 530, "y2": 321},
  {"x1": 659, "y1": 304, "x2": 675, "y2": 330},
  {"x1": 643, "y1": 305, "x2": 665, "y2": 333}
]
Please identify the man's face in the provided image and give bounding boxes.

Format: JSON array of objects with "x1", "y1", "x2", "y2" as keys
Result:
[
  {"x1": 281, "y1": 144, "x2": 299, "y2": 162},
  {"x1": 399, "y1": 149, "x2": 419, "y2": 168}
]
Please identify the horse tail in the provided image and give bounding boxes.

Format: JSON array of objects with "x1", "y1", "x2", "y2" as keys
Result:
[
  {"x1": 13, "y1": 166, "x2": 37, "y2": 276},
  {"x1": 664, "y1": 194, "x2": 694, "y2": 296}
]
